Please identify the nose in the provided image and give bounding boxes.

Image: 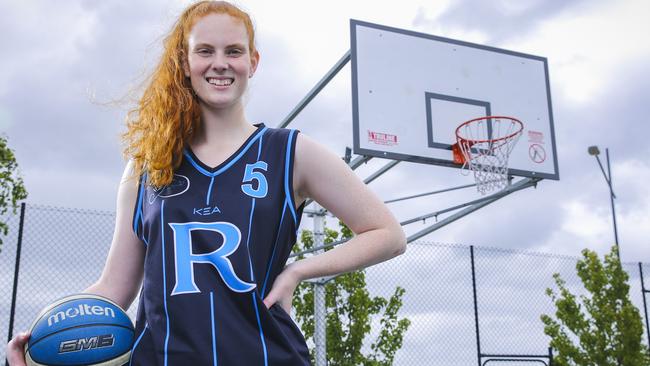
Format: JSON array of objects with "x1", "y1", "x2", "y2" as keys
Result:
[{"x1": 211, "y1": 51, "x2": 229, "y2": 73}]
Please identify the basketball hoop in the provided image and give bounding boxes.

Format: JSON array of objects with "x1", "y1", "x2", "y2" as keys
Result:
[{"x1": 451, "y1": 116, "x2": 524, "y2": 194}]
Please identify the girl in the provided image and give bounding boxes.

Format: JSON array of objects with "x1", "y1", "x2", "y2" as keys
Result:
[{"x1": 7, "y1": 1, "x2": 406, "y2": 365}]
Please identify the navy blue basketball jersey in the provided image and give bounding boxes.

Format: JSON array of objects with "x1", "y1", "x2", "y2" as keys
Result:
[{"x1": 129, "y1": 123, "x2": 310, "y2": 365}]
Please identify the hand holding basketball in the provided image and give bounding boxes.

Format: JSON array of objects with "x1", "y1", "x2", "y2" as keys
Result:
[{"x1": 6, "y1": 331, "x2": 29, "y2": 366}]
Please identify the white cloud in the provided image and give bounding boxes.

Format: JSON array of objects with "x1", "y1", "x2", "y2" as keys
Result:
[
  {"x1": 534, "y1": 157, "x2": 650, "y2": 262},
  {"x1": 561, "y1": 200, "x2": 610, "y2": 239},
  {"x1": 0, "y1": 106, "x2": 13, "y2": 130},
  {"x1": 497, "y1": 0, "x2": 548, "y2": 16},
  {"x1": 0, "y1": 2, "x2": 98, "y2": 96},
  {"x1": 506, "y1": 0, "x2": 650, "y2": 104},
  {"x1": 240, "y1": 0, "x2": 454, "y2": 86},
  {"x1": 22, "y1": 166, "x2": 121, "y2": 210},
  {"x1": 613, "y1": 159, "x2": 650, "y2": 260}
]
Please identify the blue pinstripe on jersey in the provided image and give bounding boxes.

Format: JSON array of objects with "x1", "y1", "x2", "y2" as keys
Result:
[
  {"x1": 261, "y1": 200, "x2": 287, "y2": 298},
  {"x1": 209, "y1": 292, "x2": 217, "y2": 366},
  {"x1": 248, "y1": 128, "x2": 269, "y2": 364},
  {"x1": 160, "y1": 200, "x2": 170, "y2": 366},
  {"x1": 206, "y1": 176, "x2": 216, "y2": 206}
]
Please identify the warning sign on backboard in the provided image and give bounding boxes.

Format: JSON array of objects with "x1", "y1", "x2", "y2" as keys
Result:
[
  {"x1": 368, "y1": 130, "x2": 398, "y2": 146},
  {"x1": 529, "y1": 144, "x2": 546, "y2": 163}
]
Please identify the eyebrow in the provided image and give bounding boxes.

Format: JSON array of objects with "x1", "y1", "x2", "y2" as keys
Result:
[{"x1": 192, "y1": 42, "x2": 246, "y2": 49}]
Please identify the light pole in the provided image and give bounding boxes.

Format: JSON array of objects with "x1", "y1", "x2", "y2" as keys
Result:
[{"x1": 587, "y1": 146, "x2": 621, "y2": 261}]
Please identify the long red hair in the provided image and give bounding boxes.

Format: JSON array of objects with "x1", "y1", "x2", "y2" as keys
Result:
[{"x1": 122, "y1": 1, "x2": 257, "y2": 187}]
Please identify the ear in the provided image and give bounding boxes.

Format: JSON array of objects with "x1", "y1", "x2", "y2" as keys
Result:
[
  {"x1": 249, "y1": 50, "x2": 260, "y2": 78},
  {"x1": 182, "y1": 57, "x2": 190, "y2": 78}
]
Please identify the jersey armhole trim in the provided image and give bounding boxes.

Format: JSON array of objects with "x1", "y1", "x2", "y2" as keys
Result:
[
  {"x1": 284, "y1": 129, "x2": 300, "y2": 224},
  {"x1": 132, "y1": 174, "x2": 145, "y2": 239}
]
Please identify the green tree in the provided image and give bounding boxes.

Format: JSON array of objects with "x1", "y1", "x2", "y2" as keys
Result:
[
  {"x1": 541, "y1": 246, "x2": 650, "y2": 365},
  {"x1": 292, "y1": 220, "x2": 411, "y2": 365},
  {"x1": 0, "y1": 135, "x2": 28, "y2": 253}
]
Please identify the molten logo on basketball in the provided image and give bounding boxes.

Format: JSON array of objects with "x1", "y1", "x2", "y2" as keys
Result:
[
  {"x1": 47, "y1": 304, "x2": 116, "y2": 326},
  {"x1": 58, "y1": 334, "x2": 115, "y2": 353}
]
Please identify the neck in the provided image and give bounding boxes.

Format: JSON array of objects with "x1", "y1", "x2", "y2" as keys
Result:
[{"x1": 194, "y1": 101, "x2": 254, "y2": 146}]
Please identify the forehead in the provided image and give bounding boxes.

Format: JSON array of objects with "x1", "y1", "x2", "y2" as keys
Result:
[{"x1": 187, "y1": 13, "x2": 249, "y2": 47}]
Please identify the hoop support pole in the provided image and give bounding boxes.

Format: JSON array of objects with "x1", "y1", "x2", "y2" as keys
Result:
[
  {"x1": 385, "y1": 182, "x2": 478, "y2": 204},
  {"x1": 406, "y1": 178, "x2": 540, "y2": 243},
  {"x1": 277, "y1": 51, "x2": 351, "y2": 129},
  {"x1": 364, "y1": 160, "x2": 400, "y2": 185}
]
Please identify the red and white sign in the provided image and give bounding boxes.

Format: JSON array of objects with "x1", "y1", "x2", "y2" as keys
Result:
[
  {"x1": 528, "y1": 130, "x2": 545, "y2": 144},
  {"x1": 368, "y1": 130, "x2": 398, "y2": 146}
]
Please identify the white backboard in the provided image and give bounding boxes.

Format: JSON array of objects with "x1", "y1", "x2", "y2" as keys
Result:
[{"x1": 351, "y1": 19, "x2": 559, "y2": 180}]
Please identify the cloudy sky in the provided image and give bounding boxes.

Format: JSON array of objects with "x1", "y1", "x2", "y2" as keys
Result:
[{"x1": 1, "y1": 0, "x2": 649, "y2": 266}]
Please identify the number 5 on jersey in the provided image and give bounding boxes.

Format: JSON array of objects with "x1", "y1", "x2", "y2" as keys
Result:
[{"x1": 241, "y1": 161, "x2": 268, "y2": 198}]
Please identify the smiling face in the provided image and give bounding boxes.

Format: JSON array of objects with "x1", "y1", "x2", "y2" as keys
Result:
[{"x1": 184, "y1": 13, "x2": 259, "y2": 112}]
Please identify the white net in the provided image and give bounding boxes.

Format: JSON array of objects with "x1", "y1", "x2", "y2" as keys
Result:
[{"x1": 455, "y1": 116, "x2": 524, "y2": 195}]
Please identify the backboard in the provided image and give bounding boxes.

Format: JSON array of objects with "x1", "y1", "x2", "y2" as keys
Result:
[{"x1": 350, "y1": 19, "x2": 559, "y2": 180}]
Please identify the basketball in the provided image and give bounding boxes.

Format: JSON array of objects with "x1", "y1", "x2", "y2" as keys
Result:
[{"x1": 24, "y1": 294, "x2": 134, "y2": 366}]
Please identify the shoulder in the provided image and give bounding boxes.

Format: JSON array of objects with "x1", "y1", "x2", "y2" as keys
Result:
[
  {"x1": 118, "y1": 160, "x2": 142, "y2": 217},
  {"x1": 293, "y1": 132, "x2": 346, "y2": 199},
  {"x1": 119, "y1": 160, "x2": 140, "y2": 192},
  {"x1": 293, "y1": 131, "x2": 322, "y2": 159},
  {"x1": 259, "y1": 125, "x2": 296, "y2": 139},
  {"x1": 253, "y1": 125, "x2": 295, "y2": 150}
]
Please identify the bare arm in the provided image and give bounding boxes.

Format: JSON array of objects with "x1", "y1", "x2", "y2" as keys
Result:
[
  {"x1": 84, "y1": 161, "x2": 145, "y2": 310},
  {"x1": 289, "y1": 133, "x2": 406, "y2": 281},
  {"x1": 263, "y1": 132, "x2": 406, "y2": 311}
]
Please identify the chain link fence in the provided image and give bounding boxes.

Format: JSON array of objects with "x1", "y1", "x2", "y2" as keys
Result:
[
  {"x1": 0, "y1": 204, "x2": 139, "y2": 364},
  {"x1": 362, "y1": 244, "x2": 649, "y2": 365},
  {"x1": 1, "y1": 203, "x2": 649, "y2": 365}
]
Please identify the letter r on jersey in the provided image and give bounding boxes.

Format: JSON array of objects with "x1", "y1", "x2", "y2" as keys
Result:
[{"x1": 168, "y1": 222, "x2": 256, "y2": 295}]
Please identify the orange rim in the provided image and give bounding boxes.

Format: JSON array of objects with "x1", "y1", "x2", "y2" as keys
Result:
[{"x1": 455, "y1": 116, "x2": 523, "y2": 144}]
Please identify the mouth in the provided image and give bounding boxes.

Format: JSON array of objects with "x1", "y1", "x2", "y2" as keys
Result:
[{"x1": 206, "y1": 77, "x2": 234, "y2": 87}]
